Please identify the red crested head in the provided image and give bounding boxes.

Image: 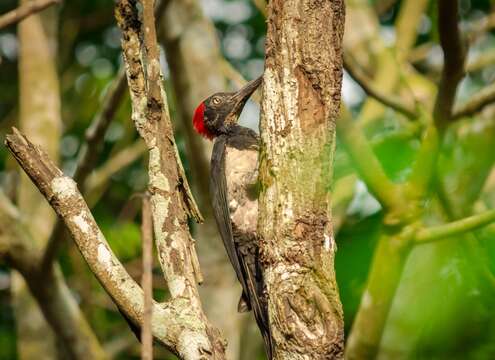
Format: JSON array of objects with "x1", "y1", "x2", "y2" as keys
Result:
[
  {"x1": 193, "y1": 76, "x2": 262, "y2": 140},
  {"x1": 193, "y1": 102, "x2": 214, "y2": 140}
]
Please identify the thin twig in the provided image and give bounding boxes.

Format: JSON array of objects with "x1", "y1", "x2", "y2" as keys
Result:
[
  {"x1": 466, "y1": 11, "x2": 495, "y2": 44},
  {"x1": 0, "y1": 0, "x2": 60, "y2": 29},
  {"x1": 466, "y1": 50, "x2": 495, "y2": 73},
  {"x1": 40, "y1": 67, "x2": 127, "y2": 272},
  {"x1": 76, "y1": 68, "x2": 128, "y2": 192},
  {"x1": 433, "y1": 0, "x2": 466, "y2": 129},
  {"x1": 344, "y1": 55, "x2": 417, "y2": 119},
  {"x1": 415, "y1": 208, "x2": 495, "y2": 243},
  {"x1": 85, "y1": 140, "x2": 147, "y2": 206},
  {"x1": 452, "y1": 82, "x2": 495, "y2": 119},
  {"x1": 141, "y1": 195, "x2": 153, "y2": 360}
]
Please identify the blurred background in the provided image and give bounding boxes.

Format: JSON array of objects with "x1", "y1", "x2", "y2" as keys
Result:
[{"x1": 1, "y1": 0, "x2": 495, "y2": 359}]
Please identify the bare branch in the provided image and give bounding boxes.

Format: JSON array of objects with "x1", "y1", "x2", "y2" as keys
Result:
[
  {"x1": 141, "y1": 195, "x2": 153, "y2": 360},
  {"x1": 85, "y1": 140, "x2": 147, "y2": 205},
  {"x1": 4, "y1": 128, "x2": 217, "y2": 358},
  {"x1": 433, "y1": 0, "x2": 466, "y2": 129},
  {"x1": 0, "y1": 0, "x2": 59, "y2": 29},
  {"x1": 344, "y1": 55, "x2": 417, "y2": 119},
  {"x1": 452, "y1": 82, "x2": 495, "y2": 120}
]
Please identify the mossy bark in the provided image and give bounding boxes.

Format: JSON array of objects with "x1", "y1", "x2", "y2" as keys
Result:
[{"x1": 258, "y1": 1, "x2": 346, "y2": 358}]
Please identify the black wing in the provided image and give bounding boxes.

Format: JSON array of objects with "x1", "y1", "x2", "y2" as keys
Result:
[{"x1": 210, "y1": 135, "x2": 249, "y2": 294}]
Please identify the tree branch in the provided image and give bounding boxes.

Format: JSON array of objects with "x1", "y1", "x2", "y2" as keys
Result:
[
  {"x1": 41, "y1": 0, "x2": 171, "y2": 272},
  {"x1": 116, "y1": 0, "x2": 223, "y2": 357},
  {"x1": 433, "y1": 0, "x2": 466, "y2": 129},
  {"x1": 40, "y1": 67, "x2": 128, "y2": 272},
  {"x1": 405, "y1": 120, "x2": 440, "y2": 200},
  {"x1": 452, "y1": 82, "x2": 495, "y2": 120},
  {"x1": 344, "y1": 54, "x2": 417, "y2": 119},
  {"x1": 4, "y1": 128, "x2": 219, "y2": 358},
  {"x1": 466, "y1": 50, "x2": 495, "y2": 73},
  {"x1": 0, "y1": 0, "x2": 59, "y2": 29},
  {"x1": 415, "y1": 208, "x2": 495, "y2": 244}
]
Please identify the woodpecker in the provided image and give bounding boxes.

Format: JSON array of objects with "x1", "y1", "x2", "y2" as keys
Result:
[{"x1": 193, "y1": 76, "x2": 272, "y2": 358}]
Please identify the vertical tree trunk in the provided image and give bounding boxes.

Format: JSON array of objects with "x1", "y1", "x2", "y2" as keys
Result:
[
  {"x1": 160, "y1": 2, "x2": 248, "y2": 358},
  {"x1": 258, "y1": 1, "x2": 345, "y2": 359},
  {"x1": 13, "y1": 2, "x2": 61, "y2": 358}
]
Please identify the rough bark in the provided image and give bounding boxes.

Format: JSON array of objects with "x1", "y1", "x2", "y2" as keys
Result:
[
  {"x1": 160, "y1": 1, "x2": 247, "y2": 358},
  {"x1": 14, "y1": 2, "x2": 61, "y2": 358},
  {"x1": 116, "y1": 0, "x2": 225, "y2": 357},
  {"x1": 4, "y1": 128, "x2": 223, "y2": 359},
  {"x1": 258, "y1": 1, "x2": 345, "y2": 359}
]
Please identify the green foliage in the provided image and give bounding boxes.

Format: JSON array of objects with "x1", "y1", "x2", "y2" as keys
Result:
[{"x1": 104, "y1": 221, "x2": 142, "y2": 262}]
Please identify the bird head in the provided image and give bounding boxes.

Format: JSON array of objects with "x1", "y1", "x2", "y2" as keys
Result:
[{"x1": 193, "y1": 76, "x2": 262, "y2": 140}]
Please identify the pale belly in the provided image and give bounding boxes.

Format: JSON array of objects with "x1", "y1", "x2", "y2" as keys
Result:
[{"x1": 224, "y1": 146, "x2": 259, "y2": 239}]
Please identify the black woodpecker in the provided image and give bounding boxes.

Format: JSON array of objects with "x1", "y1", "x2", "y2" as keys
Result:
[{"x1": 192, "y1": 76, "x2": 272, "y2": 358}]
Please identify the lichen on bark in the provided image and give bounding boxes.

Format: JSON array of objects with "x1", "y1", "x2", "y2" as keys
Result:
[{"x1": 258, "y1": 0, "x2": 346, "y2": 359}]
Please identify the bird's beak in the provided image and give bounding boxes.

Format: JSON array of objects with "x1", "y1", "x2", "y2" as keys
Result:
[{"x1": 228, "y1": 76, "x2": 263, "y2": 123}]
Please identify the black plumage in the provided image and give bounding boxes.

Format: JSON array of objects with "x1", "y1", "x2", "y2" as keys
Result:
[{"x1": 210, "y1": 125, "x2": 272, "y2": 359}]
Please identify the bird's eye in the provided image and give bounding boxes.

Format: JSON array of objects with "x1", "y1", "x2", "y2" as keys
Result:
[{"x1": 212, "y1": 97, "x2": 221, "y2": 105}]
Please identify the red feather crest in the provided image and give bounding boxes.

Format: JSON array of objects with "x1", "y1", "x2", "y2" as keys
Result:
[{"x1": 193, "y1": 102, "x2": 214, "y2": 139}]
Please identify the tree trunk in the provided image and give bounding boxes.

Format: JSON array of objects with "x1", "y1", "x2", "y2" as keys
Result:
[
  {"x1": 258, "y1": 1, "x2": 345, "y2": 359},
  {"x1": 14, "y1": 2, "x2": 60, "y2": 358}
]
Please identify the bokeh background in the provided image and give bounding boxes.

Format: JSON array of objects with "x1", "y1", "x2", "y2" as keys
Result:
[{"x1": 1, "y1": 0, "x2": 495, "y2": 358}]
